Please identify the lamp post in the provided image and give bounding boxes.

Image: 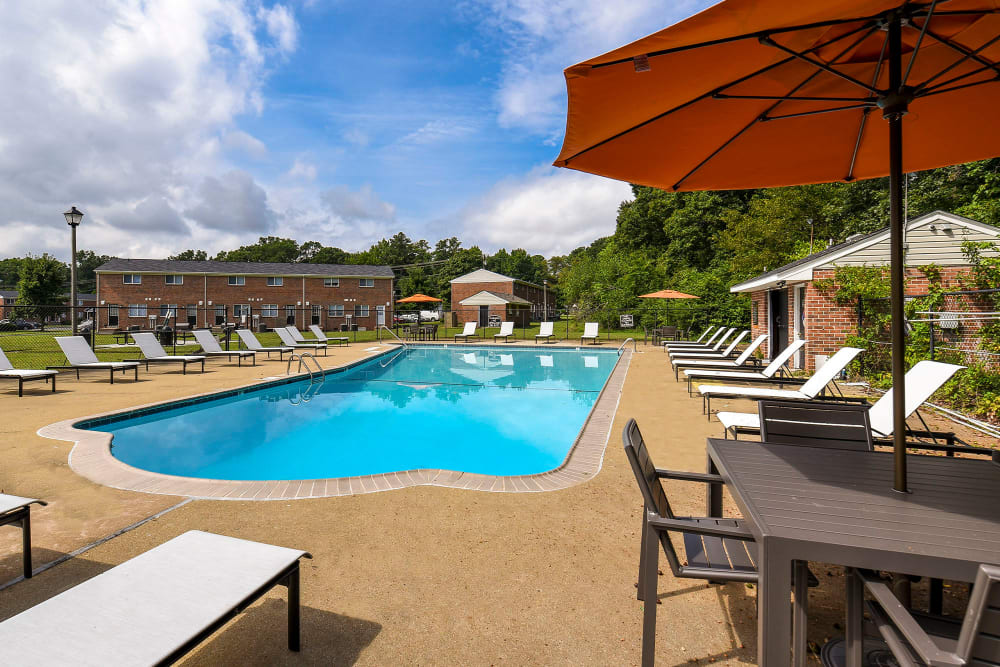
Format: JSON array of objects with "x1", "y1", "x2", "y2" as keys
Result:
[{"x1": 64, "y1": 206, "x2": 83, "y2": 335}]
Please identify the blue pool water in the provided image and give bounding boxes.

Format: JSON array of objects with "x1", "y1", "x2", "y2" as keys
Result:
[{"x1": 87, "y1": 346, "x2": 620, "y2": 480}]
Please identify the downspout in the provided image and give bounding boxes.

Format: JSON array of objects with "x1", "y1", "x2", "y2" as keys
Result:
[{"x1": 204, "y1": 276, "x2": 208, "y2": 327}]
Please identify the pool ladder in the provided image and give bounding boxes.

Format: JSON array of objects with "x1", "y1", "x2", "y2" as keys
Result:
[
  {"x1": 378, "y1": 325, "x2": 409, "y2": 349},
  {"x1": 286, "y1": 352, "x2": 325, "y2": 385},
  {"x1": 617, "y1": 338, "x2": 636, "y2": 355}
]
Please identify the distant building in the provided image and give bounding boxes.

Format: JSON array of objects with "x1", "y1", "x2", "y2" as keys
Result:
[
  {"x1": 95, "y1": 259, "x2": 394, "y2": 331},
  {"x1": 730, "y1": 211, "x2": 1000, "y2": 371},
  {"x1": 0, "y1": 290, "x2": 16, "y2": 320},
  {"x1": 450, "y1": 269, "x2": 547, "y2": 327}
]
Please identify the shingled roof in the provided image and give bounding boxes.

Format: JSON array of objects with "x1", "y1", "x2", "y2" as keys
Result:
[{"x1": 95, "y1": 258, "x2": 393, "y2": 278}]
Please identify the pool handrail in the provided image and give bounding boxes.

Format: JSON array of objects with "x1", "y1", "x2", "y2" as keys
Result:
[
  {"x1": 618, "y1": 338, "x2": 636, "y2": 355},
  {"x1": 286, "y1": 352, "x2": 324, "y2": 385},
  {"x1": 378, "y1": 325, "x2": 409, "y2": 349}
]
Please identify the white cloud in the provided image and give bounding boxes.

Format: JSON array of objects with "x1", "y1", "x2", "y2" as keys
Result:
[
  {"x1": 469, "y1": 0, "x2": 709, "y2": 138},
  {"x1": 320, "y1": 184, "x2": 396, "y2": 224},
  {"x1": 185, "y1": 170, "x2": 277, "y2": 233},
  {"x1": 460, "y1": 165, "x2": 631, "y2": 256},
  {"x1": 342, "y1": 127, "x2": 370, "y2": 147},
  {"x1": 287, "y1": 158, "x2": 317, "y2": 182},
  {"x1": 397, "y1": 119, "x2": 478, "y2": 146},
  {"x1": 259, "y1": 4, "x2": 298, "y2": 54},
  {"x1": 223, "y1": 129, "x2": 269, "y2": 159}
]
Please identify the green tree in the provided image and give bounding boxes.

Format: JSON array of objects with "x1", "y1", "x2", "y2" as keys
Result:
[
  {"x1": 168, "y1": 249, "x2": 208, "y2": 261},
  {"x1": 215, "y1": 237, "x2": 300, "y2": 263},
  {"x1": 16, "y1": 254, "x2": 68, "y2": 326},
  {"x1": 75, "y1": 250, "x2": 115, "y2": 293},
  {"x1": 0, "y1": 257, "x2": 22, "y2": 288}
]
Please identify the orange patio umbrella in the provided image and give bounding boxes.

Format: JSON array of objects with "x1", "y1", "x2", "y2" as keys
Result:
[
  {"x1": 638, "y1": 289, "x2": 699, "y2": 300},
  {"x1": 395, "y1": 294, "x2": 442, "y2": 329},
  {"x1": 555, "y1": 0, "x2": 1000, "y2": 493}
]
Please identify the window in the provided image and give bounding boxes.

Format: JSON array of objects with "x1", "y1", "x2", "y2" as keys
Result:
[
  {"x1": 328, "y1": 304, "x2": 344, "y2": 317},
  {"x1": 123, "y1": 274, "x2": 141, "y2": 284},
  {"x1": 324, "y1": 278, "x2": 339, "y2": 287},
  {"x1": 752, "y1": 303, "x2": 759, "y2": 325},
  {"x1": 266, "y1": 276, "x2": 283, "y2": 286},
  {"x1": 214, "y1": 305, "x2": 226, "y2": 325},
  {"x1": 233, "y1": 304, "x2": 250, "y2": 319},
  {"x1": 285, "y1": 305, "x2": 296, "y2": 324},
  {"x1": 128, "y1": 304, "x2": 147, "y2": 317},
  {"x1": 160, "y1": 304, "x2": 178, "y2": 318},
  {"x1": 228, "y1": 276, "x2": 245, "y2": 286},
  {"x1": 108, "y1": 305, "x2": 119, "y2": 327},
  {"x1": 262, "y1": 304, "x2": 278, "y2": 318},
  {"x1": 164, "y1": 275, "x2": 183, "y2": 285},
  {"x1": 359, "y1": 278, "x2": 374, "y2": 288},
  {"x1": 354, "y1": 304, "x2": 369, "y2": 318}
]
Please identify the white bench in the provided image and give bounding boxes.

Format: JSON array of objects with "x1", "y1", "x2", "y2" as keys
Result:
[{"x1": 0, "y1": 530, "x2": 311, "y2": 665}]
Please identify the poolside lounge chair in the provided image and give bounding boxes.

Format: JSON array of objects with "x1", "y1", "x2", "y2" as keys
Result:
[
  {"x1": 0, "y1": 494, "x2": 47, "y2": 578},
  {"x1": 717, "y1": 360, "x2": 964, "y2": 441},
  {"x1": 682, "y1": 339, "x2": 807, "y2": 394},
  {"x1": 454, "y1": 321, "x2": 477, "y2": 342},
  {"x1": 275, "y1": 328, "x2": 328, "y2": 356},
  {"x1": 854, "y1": 564, "x2": 1000, "y2": 667},
  {"x1": 535, "y1": 321, "x2": 555, "y2": 344},
  {"x1": 663, "y1": 326, "x2": 730, "y2": 351},
  {"x1": 581, "y1": 322, "x2": 599, "y2": 345},
  {"x1": 670, "y1": 334, "x2": 768, "y2": 380},
  {"x1": 236, "y1": 329, "x2": 294, "y2": 359},
  {"x1": 0, "y1": 531, "x2": 311, "y2": 663},
  {"x1": 667, "y1": 330, "x2": 748, "y2": 360},
  {"x1": 192, "y1": 329, "x2": 256, "y2": 366},
  {"x1": 130, "y1": 333, "x2": 206, "y2": 374},
  {"x1": 665, "y1": 327, "x2": 735, "y2": 354},
  {"x1": 683, "y1": 325, "x2": 714, "y2": 343},
  {"x1": 51, "y1": 336, "x2": 141, "y2": 383},
  {"x1": 308, "y1": 324, "x2": 349, "y2": 347},
  {"x1": 0, "y1": 347, "x2": 57, "y2": 397},
  {"x1": 698, "y1": 346, "x2": 864, "y2": 417},
  {"x1": 494, "y1": 322, "x2": 515, "y2": 343},
  {"x1": 622, "y1": 419, "x2": 816, "y2": 667}
]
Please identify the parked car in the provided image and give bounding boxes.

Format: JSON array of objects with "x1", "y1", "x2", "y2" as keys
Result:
[{"x1": 0, "y1": 318, "x2": 39, "y2": 331}]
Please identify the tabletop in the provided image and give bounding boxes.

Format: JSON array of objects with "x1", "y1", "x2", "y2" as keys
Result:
[{"x1": 706, "y1": 438, "x2": 1000, "y2": 581}]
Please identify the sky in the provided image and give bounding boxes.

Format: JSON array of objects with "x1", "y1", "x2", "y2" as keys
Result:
[{"x1": 0, "y1": 0, "x2": 712, "y2": 261}]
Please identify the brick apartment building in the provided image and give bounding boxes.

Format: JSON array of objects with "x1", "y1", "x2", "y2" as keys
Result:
[
  {"x1": 0, "y1": 290, "x2": 16, "y2": 320},
  {"x1": 449, "y1": 269, "x2": 547, "y2": 326},
  {"x1": 95, "y1": 259, "x2": 394, "y2": 332},
  {"x1": 730, "y1": 211, "x2": 1000, "y2": 371}
]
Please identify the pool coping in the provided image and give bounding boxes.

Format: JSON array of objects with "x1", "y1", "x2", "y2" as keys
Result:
[{"x1": 37, "y1": 345, "x2": 633, "y2": 500}]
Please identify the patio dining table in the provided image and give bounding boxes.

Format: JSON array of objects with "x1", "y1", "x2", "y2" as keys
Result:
[{"x1": 706, "y1": 438, "x2": 1000, "y2": 667}]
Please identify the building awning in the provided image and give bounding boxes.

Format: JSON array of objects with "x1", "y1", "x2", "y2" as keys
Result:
[{"x1": 458, "y1": 290, "x2": 532, "y2": 307}]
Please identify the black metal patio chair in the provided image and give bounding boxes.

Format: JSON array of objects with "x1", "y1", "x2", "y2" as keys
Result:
[{"x1": 758, "y1": 400, "x2": 874, "y2": 451}]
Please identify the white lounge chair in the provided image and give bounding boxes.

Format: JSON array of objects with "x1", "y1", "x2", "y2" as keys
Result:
[
  {"x1": 0, "y1": 531, "x2": 311, "y2": 663},
  {"x1": 581, "y1": 322, "x2": 599, "y2": 345},
  {"x1": 668, "y1": 330, "x2": 748, "y2": 360},
  {"x1": 0, "y1": 493, "x2": 46, "y2": 578},
  {"x1": 685, "y1": 326, "x2": 715, "y2": 343},
  {"x1": 494, "y1": 322, "x2": 515, "y2": 343},
  {"x1": 665, "y1": 327, "x2": 735, "y2": 354},
  {"x1": 681, "y1": 339, "x2": 807, "y2": 393},
  {"x1": 717, "y1": 360, "x2": 965, "y2": 439},
  {"x1": 236, "y1": 329, "x2": 294, "y2": 359},
  {"x1": 698, "y1": 346, "x2": 864, "y2": 417},
  {"x1": 535, "y1": 321, "x2": 555, "y2": 344},
  {"x1": 130, "y1": 332, "x2": 206, "y2": 374},
  {"x1": 308, "y1": 324, "x2": 349, "y2": 347},
  {"x1": 275, "y1": 328, "x2": 328, "y2": 356},
  {"x1": 670, "y1": 334, "x2": 768, "y2": 380},
  {"x1": 0, "y1": 346, "x2": 57, "y2": 397},
  {"x1": 454, "y1": 321, "x2": 477, "y2": 342},
  {"x1": 52, "y1": 336, "x2": 141, "y2": 383},
  {"x1": 192, "y1": 329, "x2": 256, "y2": 366},
  {"x1": 663, "y1": 326, "x2": 730, "y2": 351}
]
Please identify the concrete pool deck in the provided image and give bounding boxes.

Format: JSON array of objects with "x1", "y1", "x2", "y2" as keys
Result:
[{"x1": 0, "y1": 340, "x2": 986, "y2": 664}]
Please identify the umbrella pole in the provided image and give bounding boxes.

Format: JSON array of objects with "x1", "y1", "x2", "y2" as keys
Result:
[{"x1": 887, "y1": 14, "x2": 908, "y2": 493}]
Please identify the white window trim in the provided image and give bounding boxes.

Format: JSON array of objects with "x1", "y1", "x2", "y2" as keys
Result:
[
  {"x1": 359, "y1": 278, "x2": 374, "y2": 288},
  {"x1": 354, "y1": 305, "x2": 370, "y2": 317},
  {"x1": 228, "y1": 276, "x2": 245, "y2": 286},
  {"x1": 267, "y1": 277, "x2": 283, "y2": 286},
  {"x1": 324, "y1": 278, "x2": 340, "y2": 287},
  {"x1": 262, "y1": 304, "x2": 278, "y2": 317},
  {"x1": 164, "y1": 275, "x2": 183, "y2": 285},
  {"x1": 328, "y1": 305, "x2": 344, "y2": 317},
  {"x1": 123, "y1": 274, "x2": 141, "y2": 285},
  {"x1": 128, "y1": 304, "x2": 147, "y2": 317}
]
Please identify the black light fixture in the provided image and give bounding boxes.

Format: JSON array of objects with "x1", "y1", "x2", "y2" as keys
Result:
[
  {"x1": 64, "y1": 206, "x2": 84, "y2": 227},
  {"x1": 64, "y1": 206, "x2": 84, "y2": 335}
]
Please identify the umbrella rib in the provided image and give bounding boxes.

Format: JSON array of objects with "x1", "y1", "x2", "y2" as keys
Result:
[
  {"x1": 846, "y1": 25, "x2": 890, "y2": 182},
  {"x1": 911, "y1": 28, "x2": 1000, "y2": 92},
  {"x1": 902, "y1": 0, "x2": 939, "y2": 86},
  {"x1": 762, "y1": 103, "x2": 877, "y2": 121},
  {"x1": 714, "y1": 93, "x2": 874, "y2": 102},
  {"x1": 558, "y1": 20, "x2": 877, "y2": 167},
  {"x1": 919, "y1": 61, "x2": 1000, "y2": 94},
  {"x1": 759, "y1": 36, "x2": 883, "y2": 94},
  {"x1": 920, "y1": 76, "x2": 1000, "y2": 98}
]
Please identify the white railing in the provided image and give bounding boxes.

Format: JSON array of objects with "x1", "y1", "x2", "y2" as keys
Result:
[
  {"x1": 378, "y1": 325, "x2": 408, "y2": 349},
  {"x1": 618, "y1": 338, "x2": 636, "y2": 355},
  {"x1": 286, "y1": 352, "x2": 324, "y2": 384}
]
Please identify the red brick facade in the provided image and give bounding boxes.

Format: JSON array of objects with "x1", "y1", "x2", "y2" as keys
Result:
[
  {"x1": 96, "y1": 273, "x2": 393, "y2": 331},
  {"x1": 450, "y1": 277, "x2": 545, "y2": 326}
]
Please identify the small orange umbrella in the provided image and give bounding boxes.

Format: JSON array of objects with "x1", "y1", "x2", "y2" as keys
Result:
[
  {"x1": 555, "y1": 0, "x2": 1000, "y2": 493},
  {"x1": 396, "y1": 294, "x2": 442, "y2": 304},
  {"x1": 639, "y1": 290, "x2": 699, "y2": 300}
]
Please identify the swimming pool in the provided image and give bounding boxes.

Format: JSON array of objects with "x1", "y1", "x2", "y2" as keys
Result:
[{"x1": 83, "y1": 346, "x2": 622, "y2": 482}]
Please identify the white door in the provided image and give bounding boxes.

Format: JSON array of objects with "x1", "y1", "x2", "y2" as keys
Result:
[{"x1": 376, "y1": 305, "x2": 386, "y2": 326}]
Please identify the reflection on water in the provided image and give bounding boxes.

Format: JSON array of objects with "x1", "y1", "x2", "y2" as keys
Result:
[{"x1": 96, "y1": 346, "x2": 619, "y2": 481}]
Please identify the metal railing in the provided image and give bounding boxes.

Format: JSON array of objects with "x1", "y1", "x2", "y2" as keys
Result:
[
  {"x1": 617, "y1": 338, "x2": 636, "y2": 355},
  {"x1": 378, "y1": 325, "x2": 408, "y2": 349},
  {"x1": 286, "y1": 352, "x2": 324, "y2": 383}
]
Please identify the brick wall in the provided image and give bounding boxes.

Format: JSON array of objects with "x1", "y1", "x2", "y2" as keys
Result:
[
  {"x1": 450, "y1": 280, "x2": 515, "y2": 308},
  {"x1": 96, "y1": 273, "x2": 392, "y2": 330}
]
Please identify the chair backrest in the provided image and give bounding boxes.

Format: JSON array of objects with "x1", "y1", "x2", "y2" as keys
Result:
[
  {"x1": 56, "y1": 336, "x2": 100, "y2": 364},
  {"x1": 308, "y1": 325, "x2": 328, "y2": 341},
  {"x1": 274, "y1": 328, "x2": 297, "y2": 346},
  {"x1": 539, "y1": 321, "x2": 553, "y2": 336},
  {"x1": 287, "y1": 325, "x2": 306, "y2": 342},
  {"x1": 498, "y1": 322, "x2": 514, "y2": 336},
  {"x1": 799, "y1": 347, "x2": 864, "y2": 397},
  {"x1": 462, "y1": 321, "x2": 477, "y2": 335},
  {"x1": 131, "y1": 332, "x2": 168, "y2": 358},
  {"x1": 955, "y1": 564, "x2": 1000, "y2": 662},
  {"x1": 236, "y1": 329, "x2": 263, "y2": 350},
  {"x1": 0, "y1": 346, "x2": 13, "y2": 371},
  {"x1": 192, "y1": 329, "x2": 222, "y2": 353},
  {"x1": 758, "y1": 400, "x2": 874, "y2": 450},
  {"x1": 711, "y1": 328, "x2": 736, "y2": 351},
  {"x1": 583, "y1": 322, "x2": 598, "y2": 337},
  {"x1": 720, "y1": 330, "x2": 749, "y2": 356},
  {"x1": 702, "y1": 327, "x2": 725, "y2": 346},
  {"x1": 760, "y1": 339, "x2": 807, "y2": 377},
  {"x1": 866, "y1": 360, "x2": 965, "y2": 438},
  {"x1": 693, "y1": 325, "x2": 712, "y2": 342},
  {"x1": 733, "y1": 334, "x2": 768, "y2": 365}
]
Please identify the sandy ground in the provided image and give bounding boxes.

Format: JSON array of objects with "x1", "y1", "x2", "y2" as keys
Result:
[{"x1": 0, "y1": 342, "x2": 992, "y2": 665}]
